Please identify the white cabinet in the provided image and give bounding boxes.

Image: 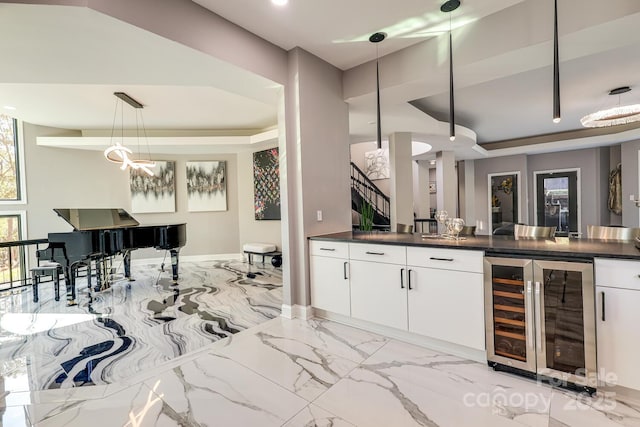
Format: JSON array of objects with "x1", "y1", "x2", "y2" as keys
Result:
[
  {"x1": 350, "y1": 258, "x2": 408, "y2": 330},
  {"x1": 595, "y1": 258, "x2": 640, "y2": 391},
  {"x1": 309, "y1": 241, "x2": 350, "y2": 316},
  {"x1": 406, "y1": 247, "x2": 484, "y2": 351},
  {"x1": 407, "y1": 267, "x2": 485, "y2": 350},
  {"x1": 309, "y1": 239, "x2": 485, "y2": 353}
]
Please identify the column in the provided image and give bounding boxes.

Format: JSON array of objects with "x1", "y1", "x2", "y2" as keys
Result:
[
  {"x1": 389, "y1": 132, "x2": 414, "y2": 231},
  {"x1": 436, "y1": 151, "x2": 457, "y2": 217}
]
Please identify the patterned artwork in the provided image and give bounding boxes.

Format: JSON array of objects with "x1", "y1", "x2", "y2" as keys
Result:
[
  {"x1": 253, "y1": 147, "x2": 280, "y2": 220},
  {"x1": 364, "y1": 148, "x2": 390, "y2": 180},
  {"x1": 130, "y1": 161, "x2": 176, "y2": 213},
  {"x1": 186, "y1": 161, "x2": 227, "y2": 212}
]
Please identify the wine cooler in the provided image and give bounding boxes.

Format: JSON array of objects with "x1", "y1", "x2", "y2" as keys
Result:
[{"x1": 484, "y1": 256, "x2": 596, "y2": 393}]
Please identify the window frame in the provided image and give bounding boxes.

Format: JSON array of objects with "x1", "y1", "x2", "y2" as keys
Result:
[
  {"x1": 0, "y1": 210, "x2": 28, "y2": 288},
  {"x1": 0, "y1": 117, "x2": 27, "y2": 205}
]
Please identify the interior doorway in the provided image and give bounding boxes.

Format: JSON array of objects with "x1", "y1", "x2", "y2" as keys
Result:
[{"x1": 534, "y1": 169, "x2": 579, "y2": 237}]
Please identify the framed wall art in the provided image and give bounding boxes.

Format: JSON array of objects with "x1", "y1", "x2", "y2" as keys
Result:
[
  {"x1": 253, "y1": 147, "x2": 280, "y2": 220},
  {"x1": 130, "y1": 160, "x2": 176, "y2": 213},
  {"x1": 186, "y1": 161, "x2": 227, "y2": 212}
]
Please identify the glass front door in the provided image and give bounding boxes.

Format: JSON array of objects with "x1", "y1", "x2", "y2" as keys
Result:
[{"x1": 535, "y1": 171, "x2": 578, "y2": 237}]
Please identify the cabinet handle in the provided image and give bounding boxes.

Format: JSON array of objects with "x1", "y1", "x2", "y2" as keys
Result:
[
  {"x1": 366, "y1": 251, "x2": 385, "y2": 255},
  {"x1": 400, "y1": 268, "x2": 405, "y2": 289},
  {"x1": 429, "y1": 257, "x2": 454, "y2": 262},
  {"x1": 601, "y1": 291, "x2": 606, "y2": 322},
  {"x1": 526, "y1": 281, "x2": 533, "y2": 347},
  {"x1": 535, "y1": 281, "x2": 542, "y2": 353},
  {"x1": 408, "y1": 269, "x2": 413, "y2": 290},
  {"x1": 320, "y1": 248, "x2": 335, "y2": 251},
  {"x1": 343, "y1": 262, "x2": 348, "y2": 280}
]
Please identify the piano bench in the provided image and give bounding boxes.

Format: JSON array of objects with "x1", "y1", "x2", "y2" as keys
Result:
[{"x1": 31, "y1": 262, "x2": 63, "y2": 302}]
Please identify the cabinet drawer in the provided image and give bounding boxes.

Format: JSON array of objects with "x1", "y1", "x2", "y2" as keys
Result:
[
  {"x1": 309, "y1": 240, "x2": 349, "y2": 258},
  {"x1": 406, "y1": 246, "x2": 483, "y2": 273},
  {"x1": 349, "y1": 243, "x2": 406, "y2": 265},
  {"x1": 595, "y1": 258, "x2": 640, "y2": 291}
]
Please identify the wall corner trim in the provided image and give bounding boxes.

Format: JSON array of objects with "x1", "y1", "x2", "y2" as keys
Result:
[{"x1": 280, "y1": 304, "x2": 313, "y2": 320}]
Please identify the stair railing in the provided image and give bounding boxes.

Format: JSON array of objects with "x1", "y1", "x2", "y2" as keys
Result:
[{"x1": 350, "y1": 162, "x2": 390, "y2": 224}]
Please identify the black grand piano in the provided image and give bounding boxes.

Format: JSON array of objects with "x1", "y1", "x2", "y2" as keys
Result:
[{"x1": 37, "y1": 208, "x2": 186, "y2": 305}]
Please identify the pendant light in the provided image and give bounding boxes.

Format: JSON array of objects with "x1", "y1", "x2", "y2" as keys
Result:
[
  {"x1": 369, "y1": 32, "x2": 386, "y2": 149},
  {"x1": 441, "y1": 0, "x2": 460, "y2": 141},
  {"x1": 103, "y1": 92, "x2": 156, "y2": 176},
  {"x1": 552, "y1": 0, "x2": 561, "y2": 123}
]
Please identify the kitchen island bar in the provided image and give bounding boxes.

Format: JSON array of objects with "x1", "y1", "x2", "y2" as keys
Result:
[{"x1": 309, "y1": 231, "x2": 640, "y2": 396}]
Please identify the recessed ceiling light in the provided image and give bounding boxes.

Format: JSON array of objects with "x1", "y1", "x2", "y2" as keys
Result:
[
  {"x1": 3, "y1": 105, "x2": 16, "y2": 111},
  {"x1": 271, "y1": 0, "x2": 288, "y2": 6}
]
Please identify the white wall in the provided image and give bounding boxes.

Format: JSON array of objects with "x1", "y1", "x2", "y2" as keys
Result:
[
  {"x1": 349, "y1": 141, "x2": 390, "y2": 196},
  {"x1": 237, "y1": 144, "x2": 282, "y2": 250},
  {"x1": 22, "y1": 122, "x2": 242, "y2": 258}
]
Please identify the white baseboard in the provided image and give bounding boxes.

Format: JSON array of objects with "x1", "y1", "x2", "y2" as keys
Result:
[
  {"x1": 280, "y1": 304, "x2": 313, "y2": 320},
  {"x1": 314, "y1": 308, "x2": 487, "y2": 363},
  {"x1": 131, "y1": 253, "x2": 243, "y2": 266}
]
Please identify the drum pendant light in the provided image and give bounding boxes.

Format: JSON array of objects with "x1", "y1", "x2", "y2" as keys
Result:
[
  {"x1": 553, "y1": 0, "x2": 561, "y2": 123},
  {"x1": 369, "y1": 32, "x2": 386, "y2": 149},
  {"x1": 441, "y1": 0, "x2": 460, "y2": 141}
]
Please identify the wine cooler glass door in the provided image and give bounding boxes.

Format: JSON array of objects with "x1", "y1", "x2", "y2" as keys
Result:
[
  {"x1": 533, "y1": 260, "x2": 596, "y2": 389},
  {"x1": 484, "y1": 257, "x2": 536, "y2": 373}
]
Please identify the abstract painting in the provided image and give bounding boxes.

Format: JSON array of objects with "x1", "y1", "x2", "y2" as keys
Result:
[
  {"x1": 253, "y1": 147, "x2": 280, "y2": 220},
  {"x1": 130, "y1": 161, "x2": 176, "y2": 213},
  {"x1": 364, "y1": 148, "x2": 390, "y2": 180},
  {"x1": 186, "y1": 161, "x2": 227, "y2": 212}
]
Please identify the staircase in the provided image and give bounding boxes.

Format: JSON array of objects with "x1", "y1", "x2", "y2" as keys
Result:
[{"x1": 350, "y1": 162, "x2": 390, "y2": 228}]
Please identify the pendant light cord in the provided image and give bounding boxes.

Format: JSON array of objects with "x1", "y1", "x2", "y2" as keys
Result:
[
  {"x1": 449, "y1": 12, "x2": 455, "y2": 141},
  {"x1": 376, "y1": 43, "x2": 382, "y2": 149}
]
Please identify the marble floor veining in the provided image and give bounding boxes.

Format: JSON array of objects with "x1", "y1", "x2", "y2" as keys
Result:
[{"x1": 2, "y1": 259, "x2": 639, "y2": 426}]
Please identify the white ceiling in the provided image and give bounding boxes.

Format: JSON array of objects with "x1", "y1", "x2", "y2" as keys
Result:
[
  {"x1": 0, "y1": 3, "x2": 279, "y2": 132},
  {"x1": 192, "y1": 0, "x2": 524, "y2": 70},
  {"x1": 1, "y1": 1, "x2": 639, "y2": 158}
]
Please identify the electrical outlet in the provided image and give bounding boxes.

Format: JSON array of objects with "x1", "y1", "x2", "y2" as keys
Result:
[
  {"x1": 631, "y1": 194, "x2": 636, "y2": 201},
  {"x1": 316, "y1": 210, "x2": 323, "y2": 221}
]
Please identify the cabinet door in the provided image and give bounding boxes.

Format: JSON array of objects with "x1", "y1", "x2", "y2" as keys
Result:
[
  {"x1": 310, "y1": 255, "x2": 350, "y2": 316},
  {"x1": 407, "y1": 267, "x2": 485, "y2": 350},
  {"x1": 350, "y1": 260, "x2": 407, "y2": 330},
  {"x1": 596, "y1": 286, "x2": 640, "y2": 391}
]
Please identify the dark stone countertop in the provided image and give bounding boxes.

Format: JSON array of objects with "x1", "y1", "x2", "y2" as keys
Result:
[{"x1": 309, "y1": 231, "x2": 640, "y2": 261}]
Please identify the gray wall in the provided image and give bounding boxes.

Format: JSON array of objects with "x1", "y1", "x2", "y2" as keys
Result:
[
  {"x1": 22, "y1": 122, "x2": 243, "y2": 259},
  {"x1": 621, "y1": 139, "x2": 640, "y2": 227},
  {"x1": 283, "y1": 48, "x2": 351, "y2": 308},
  {"x1": 474, "y1": 146, "x2": 621, "y2": 236}
]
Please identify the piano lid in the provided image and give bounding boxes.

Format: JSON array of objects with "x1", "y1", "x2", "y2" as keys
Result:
[{"x1": 54, "y1": 208, "x2": 140, "y2": 231}]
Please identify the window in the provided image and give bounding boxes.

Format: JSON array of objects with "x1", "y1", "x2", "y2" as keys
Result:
[
  {"x1": 0, "y1": 212, "x2": 26, "y2": 289},
  {"x1": 0, "y1": 114, "x2": 22, "y2": 201}
]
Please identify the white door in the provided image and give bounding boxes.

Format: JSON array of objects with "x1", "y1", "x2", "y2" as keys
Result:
[
  {"x1": 310, "y1": 255, "x2": 350, "y2": 316},
  {"x1": 350, "y1": 260, "x2": 408, "y2": 330},
  {"x1": 408, "y1": 266, "x2": 485, "y2": 350},
  {"x1": 596, "y1": 286, "x2": 640, "y2": 391}
]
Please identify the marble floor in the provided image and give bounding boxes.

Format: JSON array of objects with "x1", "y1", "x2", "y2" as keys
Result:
[{"x1": 2, "y1": 260, "x2": 639, "y2": 426}]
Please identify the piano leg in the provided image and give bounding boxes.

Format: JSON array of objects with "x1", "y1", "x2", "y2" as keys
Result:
[
  {"x1": 170, "y1": 249, "x2": 179, "y2": 282},
  {"x1": 123, "y1": 250, "x2": 134, "y2": 281},
  {"x1": 64, "y1": 267, "x2": 77, "y2": 306}
]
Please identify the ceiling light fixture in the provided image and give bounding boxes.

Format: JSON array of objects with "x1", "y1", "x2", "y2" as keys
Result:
[
  {"x1": 103, "y1": 92, "x2": 156, "y2": 176},
  {"x1": 271, "y1": 0, "x2": 288, "y2": 6},
  {"x1": 581, "y1": 87, "x2": 640, "y2": 128},
  {"x1": 369, "y1": 31, "x2": 386, "y2": 150},
  {"x1": 552, "y1": 0, "x2": 561, "y2": 123},
  {"x1": 441, "y1": 0, "x2": 460, "y2": 142}
]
